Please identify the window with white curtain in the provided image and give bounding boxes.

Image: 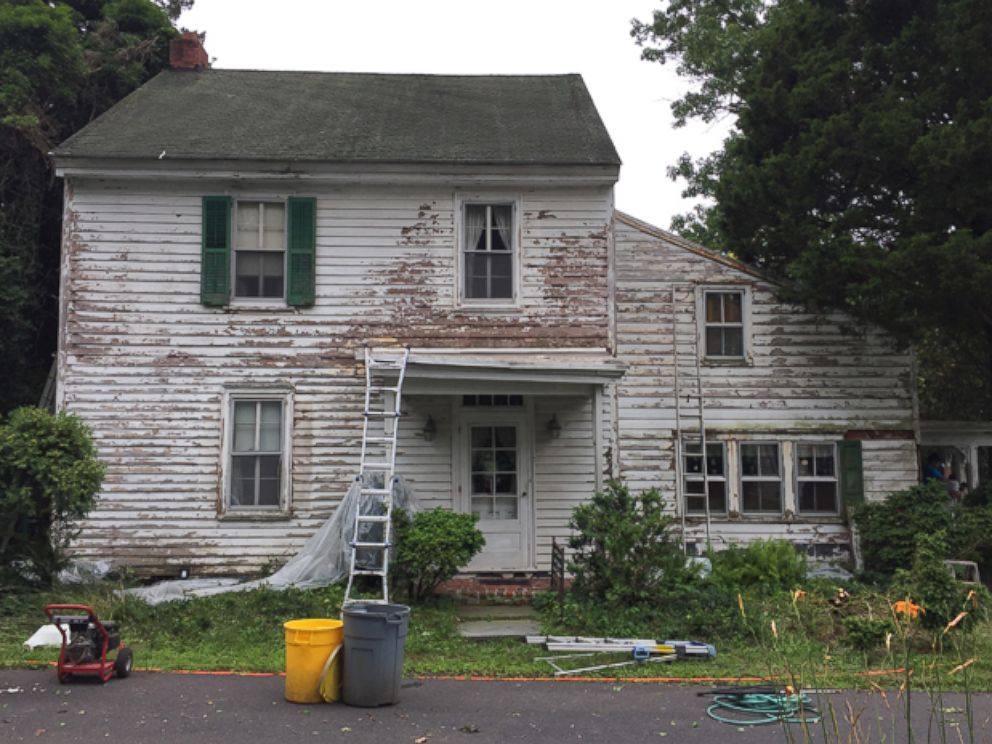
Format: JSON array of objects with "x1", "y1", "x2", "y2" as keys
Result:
[{"x1": 463, "y1": 203, "x2": 513, "y2": 300}]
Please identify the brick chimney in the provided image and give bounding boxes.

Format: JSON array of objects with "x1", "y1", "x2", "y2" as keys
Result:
[{"x1": 169, "y1": 32, "x2": 209, "y2": 70}]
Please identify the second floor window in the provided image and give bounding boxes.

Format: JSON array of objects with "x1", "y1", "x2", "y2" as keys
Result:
[
  {"x1": 704, "y1": 290, "x2": 745, "y2": 358},
  {"x1": 463, "y1": 204, "x2": 513, "y2": 300},
  {"x1": 235, "y1": 201, "x2": 285, "y2": 298}
]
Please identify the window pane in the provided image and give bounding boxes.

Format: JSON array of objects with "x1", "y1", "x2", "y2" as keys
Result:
[
  {"x1": 723, "y1": 292, "x2": 743, "y2": 322},
  {"x1": 800, "y1": 482, "x2": 837, "y2": 512},
  {"x1": 797, "y1": 446, "x2": 815, "y2": 477},
  {"x1": 494, "y1": 427, "x2": 516, "y2": 447},
  {"x1": 741, "y1": 445, "x2": 759, "y2": 476},
  {"x1": 233, "y1": 402, "x2": 256, "y2": 452},
  {"x1": 489, "y1": 253, "x2": 512, "y2": 298},
  {"x1": 465, "y1": 205, "x2": 487, "y2": 251},
  {"x1": 471, "y1": 474, "x2": 493, "y2": 495},
  {"x1": 231, "y1": 456, "x2": 256, "y2": 505},
  {"x1": 471, "y1": 496, "x2": 493, "y2": 519},
  {"x1": 685, "y1": 480, "x2": 706, "y2": 495},
  {"x1": 687, "y1": 493, "x2": 706, "y2": 513},
  {"x1": 705, "y1": 293, "x2": 722, "y2": 322},
  {"x1": 494, "y1": 473, "x2": 517, "y2": 494},
  {"x1": 236, "y1": 203, "x2": 260, "y2": 249},
  {"x1": 685, "y1": 454, "x2": 703, "y2": 474},
  {"x1": 258, "y1": 402, "x2": 281, "y2": 450},
  {"x1": 708, "y1": 481, "x2": 727, "y2": 512},
  {"x1": 262, "y1": 203, "x2": 285, "y2": 250},
  {"x1": 495, "y1": 450, "x2": 516, "y2": 471},
  {"x1": 705, "y1": 327, "x2": 723, "y2": 356},
  {"x1": 494, "y1": 496, "x2": 517, "y2": 519},
  {"x1": 471, "y1": 450, "x2": 494, "y2": 472},
  {"x1": 235, "y1": 252, "x2": 261, "y2": 297},
  {"x1": 723, "y1": 328, "x2": 744, "y2": 356},
  {"x1": 706, "y1": 444, "x2": 725, "y2": 475},
  {"x1": 759, "y1": 445, "x2": 779, "y2": 475},
  {"x1": 471, "y1": 427, "x2": 492, "y2": 448},
  {"x1": 261, "y1": 253, "x2": 284, "y2": 298},
  {"x1": 815, "y1": 446, "x2": 835, "y2": 477},
  {"x1": 257, "y1": 455, "x2": 280, "y2": 506},
  {"x1": 743, "y1": 481, "x2": 781, "y2": 512}
]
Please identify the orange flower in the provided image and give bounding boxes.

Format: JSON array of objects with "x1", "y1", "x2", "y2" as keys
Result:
[
  {"x1": 892, "y1": 600, "x2": 924, "y2": 619},
  {"x1": 792, "y1": 589, "x2": 806, "y2": 603},
  {"x1": 966, "y1": 589, "x2": 978, "y2": 609}
]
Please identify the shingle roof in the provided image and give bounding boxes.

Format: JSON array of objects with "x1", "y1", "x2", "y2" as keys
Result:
[{"x1": 54, "y1": 70, "x2": 621, "y2": 166}]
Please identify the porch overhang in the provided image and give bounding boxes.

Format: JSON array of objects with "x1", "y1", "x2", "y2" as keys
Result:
[{"x1": 359, "y1": 347, "x2": 626, "y2": 394}]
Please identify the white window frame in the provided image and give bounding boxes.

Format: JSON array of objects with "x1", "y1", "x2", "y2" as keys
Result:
[
  {"x1": 739, "y1": 441, "x2": 784, "y2": 515},
  {"x1": 455, "y1": 195, "x2": 520, "y2": 307},
  {"x1": 220, "y1": 388, "x2": 293, "y2": 516},
  {"x1": 232, "y1": 199, "x2": 288, "y2": 304},
  {"x1": 698, "y1": 287, "x2": 749, "y2": 361},
  {"x1": 683, "y1": 439, "x2": 728, "y2": 515},
  {"x1": 795, "y1": 442, "x2": 840, "y2": 515}
]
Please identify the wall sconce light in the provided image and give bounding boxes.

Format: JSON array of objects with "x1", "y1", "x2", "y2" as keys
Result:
[
  {"x1": 422, "y1": 414, "x2": 437, "y2": 442},
  {"x1": 547, "y1": 413, "x2": 562, "y2": 440}
]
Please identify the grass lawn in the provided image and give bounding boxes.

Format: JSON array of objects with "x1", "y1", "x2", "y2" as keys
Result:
[{"x1": 2, "y1": 580, "x2": 990, "y2": 692}]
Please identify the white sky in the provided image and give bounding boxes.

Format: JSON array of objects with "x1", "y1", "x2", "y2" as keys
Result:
[{"x1": 180, "y1": 0, "x2": 731, "y2": 229}]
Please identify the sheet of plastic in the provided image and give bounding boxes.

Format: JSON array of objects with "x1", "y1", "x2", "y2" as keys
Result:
[{"x1": 127, "y1": 476, "x2": 416, "y2": 605}]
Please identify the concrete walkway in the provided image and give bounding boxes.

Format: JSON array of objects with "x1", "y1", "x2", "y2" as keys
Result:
[
  {"x1": 2, "y1": 668, "x2": 989, "y2": 743},
  {"x1": 455, "y1": 604, "x2": 541, "y2": 639}
]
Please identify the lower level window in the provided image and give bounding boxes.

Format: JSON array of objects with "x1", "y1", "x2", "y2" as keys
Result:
[
  {"x1": 740, "y1": 442, "x2": 782, "y2": 513},
  {"x1": 683, "y1": 440, "x2": 727, "y2": 514},
  {"x1": 796, "y1": 443, "x2": 838, "y2": 513},
  {"x1": 231, "y1": 399, "x2": 283, "y2": 508}
]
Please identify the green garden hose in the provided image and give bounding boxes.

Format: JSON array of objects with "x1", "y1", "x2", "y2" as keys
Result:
[{"x1": 705, "y1": 692, "x2": 822, "y2": 726}]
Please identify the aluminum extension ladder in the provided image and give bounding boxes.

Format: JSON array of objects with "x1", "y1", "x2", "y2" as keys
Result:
[{"x1": 342, "y1": 346, "x2": 410, "y2": 606}]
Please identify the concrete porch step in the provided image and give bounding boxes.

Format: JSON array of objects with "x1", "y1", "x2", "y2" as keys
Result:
[{"x1": 455, "y1": 604, "x2": 541, "y2": 639}]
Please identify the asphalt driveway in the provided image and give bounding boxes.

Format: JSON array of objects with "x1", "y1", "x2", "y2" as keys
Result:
[{"x1": 1, "y1": 669, "x2": 989, "y2": 743}]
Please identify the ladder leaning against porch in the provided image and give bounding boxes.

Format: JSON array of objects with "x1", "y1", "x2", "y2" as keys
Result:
[{"x1": 343, "y1": 346, "x2": 411, "y2": 606}]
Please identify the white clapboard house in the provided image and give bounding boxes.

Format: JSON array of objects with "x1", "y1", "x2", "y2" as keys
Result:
[{"x1": 52, "y1": 42, "x2": 919, "y2": 577}]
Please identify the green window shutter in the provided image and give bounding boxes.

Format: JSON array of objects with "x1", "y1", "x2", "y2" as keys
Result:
[
  {"x1": 286, "y1": 196, "x2": 316, "y2": 307},
  {"x1": 201, "y1": 196, "x2": 231, "y2": 306},
  {"x1": 838, "y1": 440, "x2": 865, "y2": 509}
]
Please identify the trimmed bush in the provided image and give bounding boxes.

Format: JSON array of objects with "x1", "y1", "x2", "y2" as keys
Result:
[
  {"x1": 708, "y1": 539, "x2": 806, "y2": 594},
  {"x1": 391, "y1": 508, "x2": 484, "y2": 601},
  {"x1": 567, "y1": 480, "x2": 692, "y2": 605}
]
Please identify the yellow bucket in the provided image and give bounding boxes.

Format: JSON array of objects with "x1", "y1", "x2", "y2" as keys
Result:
[{"x1": 284, "y1": 618, "x2": 344, "y2": 704}]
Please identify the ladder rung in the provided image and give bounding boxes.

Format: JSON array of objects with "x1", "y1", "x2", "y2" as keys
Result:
[
  {"x1": 357, "y1": 515, "x2": 390, "y2": 523},
  {"x1": 351, "y1": 569, "x2": 387, "y2": 577},
  {"x1": 364, "y1": 437, "x2": 396, "y2": 444},
  {"x1": 364, "y1": 411, "x2": 401, "y2": 417},
  {"x1": 351, "y1": 542, "x2": 390, "y2": 549},
  {"x1": 360, "y1": 487, "x2": 391, "y2": 496},
  {"x1": 368, "y1": 385, "x2": 400, "y2": 393},
  {"x1": 361, "y1": 462, "x2": 392, "y2": 470}
]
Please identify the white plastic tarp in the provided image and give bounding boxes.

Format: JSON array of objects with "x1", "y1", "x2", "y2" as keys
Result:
[{"x1": 127, "y1": 476, "x2": 416, "y2": 606}]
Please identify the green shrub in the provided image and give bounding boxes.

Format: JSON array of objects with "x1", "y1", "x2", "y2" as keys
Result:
[
  {"x1": 854, "y1": 481, "x2": 992, "y2": 576},
  {"x1": 708, "y1": 539, "x2": 806, "y2": 594},
  {"x1": 391, "y1": 508, "x2": 484, "y2": 602},
  {"x1": 567, "y1": 480, "x2": 692, "y2": 605},
  {"x1": 891, "y1": 531, "x2": 977, "y2": 630},
  {"x1": 842, "y1": 616, "x2": 894, "y2": 653},
  {"x1": 0, "y1": 407, "x2": 104, "y2": 585}
]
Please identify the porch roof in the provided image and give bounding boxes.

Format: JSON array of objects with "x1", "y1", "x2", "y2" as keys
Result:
[{"x1": 364, "y1": 348, "x2": 626, "y2": 387}]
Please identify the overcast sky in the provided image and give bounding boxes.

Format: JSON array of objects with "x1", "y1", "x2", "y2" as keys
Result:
[{"x1": 179, "y1": 0, "x2": 731, "y2": 229}]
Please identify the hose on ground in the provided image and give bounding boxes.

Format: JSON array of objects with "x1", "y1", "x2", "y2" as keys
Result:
[{"x1": 705, "y1": 692, "x2": 822, "y2": 726}]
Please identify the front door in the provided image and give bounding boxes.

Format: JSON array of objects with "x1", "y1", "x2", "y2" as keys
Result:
[{"x1": 460, "y1": 411, "x2": 532, "y2": 570}]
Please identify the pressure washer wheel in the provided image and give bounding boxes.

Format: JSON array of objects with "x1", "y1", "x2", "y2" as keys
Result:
[{"x1": 114, "y1": 648, "x2": 133, "y2": 679}]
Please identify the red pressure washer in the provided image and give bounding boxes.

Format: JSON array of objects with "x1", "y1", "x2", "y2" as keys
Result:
[{"x1": 43, "y1": 604, "x2": 133, "y2": 684}]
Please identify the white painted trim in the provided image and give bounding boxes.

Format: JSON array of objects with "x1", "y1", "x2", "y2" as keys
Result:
[{"x1": 593, "y1": 384, "x2": 604, "y2": 493}]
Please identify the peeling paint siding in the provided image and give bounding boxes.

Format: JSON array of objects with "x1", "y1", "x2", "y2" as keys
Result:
[
  {"x1": 533, "y1": 396, "x2": 596, "y2": 566},
  {"x1": 61, "y1": 180, "x2": 612, "y2": 574},
  {"x1": 613, "y1": 219, "x2": 917, "y2": 546}
]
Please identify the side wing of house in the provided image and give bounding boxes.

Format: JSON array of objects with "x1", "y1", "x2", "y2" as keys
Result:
[{"x1": 611, "y1": 213, "x2": 918, "y2": 555}]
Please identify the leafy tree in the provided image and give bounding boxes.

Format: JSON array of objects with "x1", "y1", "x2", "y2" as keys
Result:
[
  {"x1": 0, "y1": 0, "x2": 191, "y2": 413},
  {"x1": 0, "y1": 407, "x2": 105, "y2": 585},
  {"x1": 634, "y1": 0, "x2": 992, "y2": 417}
]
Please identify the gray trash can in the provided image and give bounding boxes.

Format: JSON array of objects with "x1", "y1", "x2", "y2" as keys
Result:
[{"x1": 341, "y1": 603, "x2": 410, "y2": 707}]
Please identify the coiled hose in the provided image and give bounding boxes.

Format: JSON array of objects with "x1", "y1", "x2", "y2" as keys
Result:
[{"x1": 705, "y1": 692, "x2": 822, "y2": 726}]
